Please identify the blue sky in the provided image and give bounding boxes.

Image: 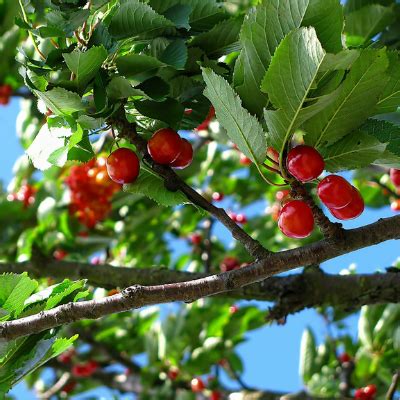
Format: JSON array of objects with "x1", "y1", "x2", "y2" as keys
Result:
[{"x1": 2, "y1": 99, "x2": 399, "y2": 398}]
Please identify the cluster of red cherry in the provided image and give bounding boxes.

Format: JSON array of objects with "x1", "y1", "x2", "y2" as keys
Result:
[
  {"x1": 354, "y1": 385, "x2": 377, "y2": 400},
  {"x1": 106, "y1": 128, "x2": 194, "y2": 185},
  {"x1": 7, "y1": 183, "x2": 36, "y2": 207},
  {"x1": 190, "y1": 377, "x2": 222, "y2": 400},
  {"x1": 0, "y1": 84, "x2": 12, "y2": 105},
  {"x1": 57, "y1": 349, "x2": 99, "y2": 395},
  {"x1": 270, "y1": 145, "x2": 364, "y2": 239},
  {"x1": 338, "y1": 353, "x2": 377, "y2": 399},
  {"x1": 390, "y1": 168, "x2": 400, "y2": 211},
  {"x1": 65, "y1": 157, "x2": 121, "y2": 228}
]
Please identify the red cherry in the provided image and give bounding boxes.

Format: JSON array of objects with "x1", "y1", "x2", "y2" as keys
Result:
[
  {"x1": 317, "y1": 175, "x2": 354, "y2": 209},
  {"x1": 61, "y1": 381, "x2": 77, "y2": 394},
  {"x1": 212, "y1": 192, "x2": 224, "y2": 202},
  {"x1": 170, "y1": 138, "x2": 193, "y2": 169},
  {"x1": 190, "y1": 233, "x2": 202, "y2": 245},
  {"x1": 167, "y1": 366, "x2": 179, "y2": 380},
  {"x1": 229, "y1": 305, "x2": 239, "y2": 314},
  {"x1": 58, "y1": 349, "x2": 75, "y2": 364},
  {"x1": 106, "y1": 148, "x2": 140, "y2": 184},
  {"x1": 54, "y1": 249, "x2": 68, "y2": 260},
  {"x1": 391, "y1": 199, "x2": 400, "y2": 211},
  {"x1": 239, "y1": 153, "x2": 252, "y2": 165},
  {"x1": 329, "y1": 187, "x2": 364, "y2": 220},
  {"x1": 196, "y1": 106, "x2": 215, "y2": 131},
  {"x1": 235, "y1": 213, "x2": 247, "y2": 224},
  {"x1": 220, "y1": 256, "x2": 240, "y2": 272},
  {"x1": 267, "y1": 146, "x2": 279, "y2": 162},
  {"x1": 287, "y1": 145, "x2": 325, "y2": 182},
  {"x1": 354, "y1": 388, "x2": 368, "y2": 400},
  {"x1": 278, "y1": 200, "x2": 314, "y2": 239},
  {"x1": 210, "y1": 390, "x2": 222, "y2": 400},
  {"x1": 390, "y1": 169, "x2": 400, "y2": 187},
  {"x1": 338, "y1": 353, "x2": 351, "y2": 363},
  {"x1": 147, "y1": 128, "x2": 183, "y2": 164},
  {"x1": 364, "y1": 385, "x2": 377, "y2": 396},
  {"x1": 191, "y1": 377, "x2": 205, "y2": 392},
  {"x1": 276, "y1": 189, "x2": 290, "y2": 202}
]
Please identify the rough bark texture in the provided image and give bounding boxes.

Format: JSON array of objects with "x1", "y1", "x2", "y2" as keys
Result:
[{"x1": 0, "y1": 211, "x2": 399, "y2": 340}]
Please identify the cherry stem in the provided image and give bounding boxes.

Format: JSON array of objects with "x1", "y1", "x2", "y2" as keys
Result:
[
  {"x1": 262, "y1": 163, "x2": 281, "y2": 175},
  {"x1": 266, "y1": 155, "x2": 279, "y2": 166}
]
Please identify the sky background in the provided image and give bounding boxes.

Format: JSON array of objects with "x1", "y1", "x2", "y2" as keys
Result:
[{"x1": 2, "y1": 98, "x2": 399, "y2": 399}]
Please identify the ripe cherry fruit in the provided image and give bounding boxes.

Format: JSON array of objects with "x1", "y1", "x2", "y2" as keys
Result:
[
  {"x1": 329, "y1": 187, "x2": 364, "y2": 220},
  {"x1": 212, "y1": 192, "x2": 224, "y2": 202},
  {"x1": 191, "y1": 377, "x2": 205, "y2": 392},
  {"x1": 148, "y1": 128, "x2": 182, "y2": 164},
  {"x1": 338, "y1": 353, "x2": 351, "y2": 364},
  {"x1": 190, "y1": 233, "x2": 202, "y2": 245},
  {"x1": 364, "y1": 385, "x2": 377, "y2": 396},
  {"x1": 106, "y1": 148, "x2": 140, "y2": 184},
  {"x1": 278, "y1": 200, "x2": 314, "y2": 239},
  {"x1": 196, "y1": 106, "x2": 215, "y2": 131},
  {"x1": 220, "y1": 256, "x2": 240, "y2": 272},
  {"x1": 287, "y1": 145, "x2": 324, "y2": 182},
  {"x1": 391, "y1": 199, "x2": 400, "y2": 211},
  {"x1": 267, "y1": 146, "x2": 279, "y2": 163},
  {"x1": 210, "y1": 390, "x2": 222, "y2": 400},
  {"x1": 390, "y1": 168, "x2": 400, "y2": 187},
  {"x1": 167, "y1": 366, "x2": 179, "y2": 380},
  {"x1": 0, "y1": 84, "x2": 12, "y2": 105},
  {"x1": 170, "y1": 138, "x2": 193, "y2": 169},
  {"x1": 317, "y1": 175, "x2": 354, "y2": 209}
]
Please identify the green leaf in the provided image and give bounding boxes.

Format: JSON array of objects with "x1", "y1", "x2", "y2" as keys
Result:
[
  {"x1": 320, "y1": 132, "x2": 386, "y2": 172},
  {"x1": 123, "y1": 170, "x2": 188, "y2": 207},
  {"x1": 376, "y1": 52, "x2": 400, "y2": 114},
  {"x1": 63, "y1": 46, "x2": 107, "y2": 92},
  {"x1": 159, "y1": 40, "x2": 188, "y2": 69},
  {"x1": 106, "y1": 76, "x2": 145, "y2": 100},
  {"x1": 134, "y1": 98, "x2": 184, "y2": 129},
  {"x1": 262, "y1": 27, "x2": 325, "y2": 154},
  {"x1": 373, "y1": 304, "x2": 400, "y2": 345},
  {"x1": 149, "y1": 0, "x2": 226, "y2": 31},
  {"x1": 358, "y1": 119, "x2": 400, "y2": 167},
  {"x1": 109, "y1": 0, "x2": 174, "y2": 40},
  {"x1": 191, "y1": 16, "x2": 243, "y2": 57},
  {"x1": 302, "y1": 0, "x2": 343, "y2": 53},
  {"x1": 0, "y1": 273, "x2": 38, "y2": 321},
  {"x1": 163, "y1": 4, "x2": 191, "y2": 30},
  {"x1": 299, "y1": 328, "x2": 317, "y2": 383},
  {"x1": 26, "y1": 125, "x2": 71, "y2": 170},
  {"x1": 358, "y1": 305, "x2": 378, "y2": 349},
  {"x1": 233, "y1": 0, "x2": 309, "y2": 115},
  {"x1": 115, "y1": 54, "x2": 164, "y2": 85},
  {"x1": 45, "y1": 280, "x2": 87, "y2": 310},
  {"x1": 304, "y1": 49, "x2": 389, "y2": 148},
  {"x1": 34, "y1": 87, "x2": 85, "y2": 116},
  {"x1": 345, "y1": 4, "x2": 395, "y2": 45},
  {"x1": 202, "y1": 68, "x2": 266, "y2": 164}
]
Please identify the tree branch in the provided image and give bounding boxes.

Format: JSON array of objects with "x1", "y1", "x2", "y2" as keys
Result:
[
  {"x1": 111, "y1": 115, "x2": 270, "y2": 260},
  {"x1": 386, "y1": 370, "x2": 400, "y2": 400},
  {"x1": 0, "y1": 213, "x2": 400, "y2": 340},
  {"x1": 2, "y1": 259, "x2": 400, "y2": 318}
]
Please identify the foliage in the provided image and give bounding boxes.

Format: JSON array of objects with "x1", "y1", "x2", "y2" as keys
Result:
[{"x1": 0, "y1": 0, "x2": 399, "y2": 398}]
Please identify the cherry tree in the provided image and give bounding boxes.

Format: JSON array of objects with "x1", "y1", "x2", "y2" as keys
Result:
[{"x1": 0, "y1": 0, "x2": 400, "y2": 399}]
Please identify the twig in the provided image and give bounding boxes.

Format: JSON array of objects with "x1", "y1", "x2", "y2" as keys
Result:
[
  {"x1": 38, "y1": 372, "x2": 70, "y2": 399},
  {"x1": 386, "y1": 370, "x2": 400, "y2": 400},
  {"x1": 290, "y1": 181, "x2": 344, "y2": 240},
  {"x1": 112, "y1": 116, "x2": 270, "y2": 260}
]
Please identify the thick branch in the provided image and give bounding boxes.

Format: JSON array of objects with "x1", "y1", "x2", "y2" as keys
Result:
[
  {"x1": 2, "y1": 260, "x2": 400, "y2": 318},
  {"x1": 0, "y1": 214, "x2": 399, "y2": 340}
]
